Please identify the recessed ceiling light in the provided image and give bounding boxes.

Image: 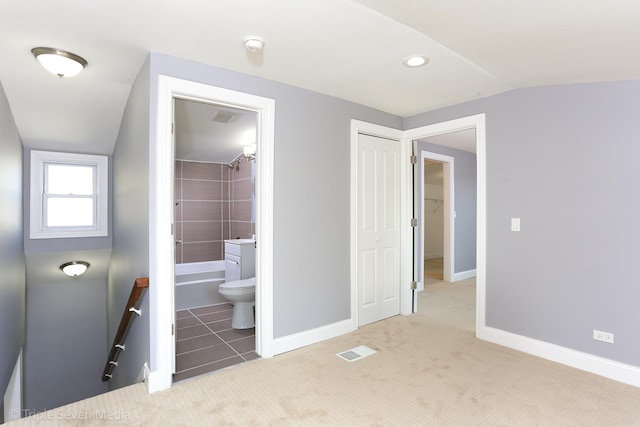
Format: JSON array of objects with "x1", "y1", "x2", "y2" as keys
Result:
[
  {"x1": 31, "y1": 47, "x2": 87, "y2": 78},
  {"x1": 403, "y1": 55, "x2": 429, "y2": 68}
]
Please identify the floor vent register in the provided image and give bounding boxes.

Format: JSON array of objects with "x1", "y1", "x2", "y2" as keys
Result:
[{"x1": 336, "y1": 345, "x2": 377, "y2": 362}]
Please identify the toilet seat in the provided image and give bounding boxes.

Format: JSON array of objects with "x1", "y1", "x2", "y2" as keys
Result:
[{"x1": 219, "y1": 277, "x2": 255, "y2": 290}]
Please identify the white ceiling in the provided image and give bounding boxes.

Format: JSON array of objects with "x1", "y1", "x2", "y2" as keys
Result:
[
  {"x1": 174, "y1": 100, "x2": 256, "y2": 164},
  {"x1": 2, "y1": 0, "x2": 640, "y2": 156}
]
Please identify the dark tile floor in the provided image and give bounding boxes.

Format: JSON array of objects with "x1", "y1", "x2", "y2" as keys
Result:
[{"x1": 174, "y1": 303, "x2": 259, "y2": 382}]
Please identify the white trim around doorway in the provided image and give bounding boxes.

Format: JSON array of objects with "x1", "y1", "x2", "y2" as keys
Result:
[
  {"x1": 403, "y1": 114, "x2": 486, "y2": 336},
  {"x1": 148, "y1": 75, "x2": 275, "y2": 393}
]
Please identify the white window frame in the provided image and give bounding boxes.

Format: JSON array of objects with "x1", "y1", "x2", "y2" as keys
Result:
[{"x1": 30, "y1": 150, "x2": 108, "y2": 239}]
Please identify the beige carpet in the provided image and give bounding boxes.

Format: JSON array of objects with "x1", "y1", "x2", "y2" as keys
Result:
[{"x1": 11, "y1": 279, "x2": 640, "y2": 426}]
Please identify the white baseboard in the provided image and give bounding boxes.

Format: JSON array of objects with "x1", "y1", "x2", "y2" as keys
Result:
[
  {"x1": 272, "y1": 319, "x2": 355, "y2": 356},
  {"x1": 477, "y1": 325, "x2": 640, "y2": 388},
  {"x1": 147, "y1": 370, "x2": 172, "y2": 393},
  {"x1": 453, "y1": 269, "x2": 476, "y2": 282},
  {"x1": 136, "y1": 362, "x2": 150, "y2": 383}
]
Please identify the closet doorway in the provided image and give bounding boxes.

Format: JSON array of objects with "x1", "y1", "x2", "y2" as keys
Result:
[{"x1": 423, "y1": 159, "x2": 446, "y2": 283}]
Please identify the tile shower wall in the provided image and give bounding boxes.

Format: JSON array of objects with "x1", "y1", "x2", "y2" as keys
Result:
[
  {"x1": 175, "y1": 159, "x2": 254, "y2": 264},
  {"x1": 229, "y1": 159, "x2": 254, "y2": 240}
]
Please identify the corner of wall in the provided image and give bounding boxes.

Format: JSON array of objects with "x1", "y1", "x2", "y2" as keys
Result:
[{"x1": 0, "y1": 81, "x2": 26, "y2": 402}]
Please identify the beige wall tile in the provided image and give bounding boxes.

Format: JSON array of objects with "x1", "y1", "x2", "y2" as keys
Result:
[
  {"x1": 231, "y1": 200, "x2": 252, "y2": 222},
  {"x1": 175, "y1": 160, "x2": 253, "y2": 262},
  {"x1": 183, "y1": 221, "x2": 223, "y2": 242},
  {"x1": 174, "y1": 202, "x2": 182, "y2": 222},
  {"x1": 182, "y1": 201, "x2": 223, "y2": 221},
  {"x1": 232, "y1": 178, "x2": 252, "y2": 201},
  {"x1": 182, "y1": 179, "x2": 223, "y2": 201},
  {"x1": 232, "y1": 161, "x2": 252, "y2": 179},
  {"x1": 222, "y1": 201, "x2": 230, "y2": 221},
  {"x1": 183, "y1": 161, "x2": 223, "y2": 180},
  {"x1": 230, "y1": 222, "x2": 252, "y2": 240},
  {"x1": 182, "y1": 242, "x2": 223, "y2": 263},
  {"x1": 174, "y1": 179, "x2": 182, "y2": 201}
]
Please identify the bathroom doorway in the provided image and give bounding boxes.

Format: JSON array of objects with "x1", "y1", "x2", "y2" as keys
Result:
[
  {"x1": 150, "y1": 76, "x2": 275, "y2": 393},
  {"x1": 172, "y1": 99, "x2": 259, "y2": 382}
]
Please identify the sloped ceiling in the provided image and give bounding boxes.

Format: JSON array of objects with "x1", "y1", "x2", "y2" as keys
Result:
[{"x1": 1, "y1": 0, "x2": 639, "y2": 156}]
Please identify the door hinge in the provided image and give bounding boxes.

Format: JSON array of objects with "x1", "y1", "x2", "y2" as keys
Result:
[
  {"x1": 410, "y1": 218, "x2": 418, "y2": 227},
  {"x1": 410, "y1": 281, "x2": 417, "y2": 290},
  {"x1": 171, "y1": 323, "x2": 174, "y2": 336},
  {"x1": 171, "y1": 122, "x2": 174, "y2": 134},
  {"x1": 410, "y1": 155, "x2": 417, "y2": 164}
]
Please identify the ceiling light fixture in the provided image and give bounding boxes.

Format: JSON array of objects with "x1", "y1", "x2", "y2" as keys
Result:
[
  {"x1": 60, "y1": 261, "x2": 90, "y2": 277},
  {"x1": 243, "y1": 143, "x2": 257, "y2": 161},
  {"x1": 228, "y1": 143, "x2": 257, "y2": 170},
  {"x1": 243, "y1": 36, "x2": 264, "y2": 53},
  {"x1": 403, "y1": 55, "x2": 429, "y2": 68},
  {"x1": 31, "y1": 47, "x2": 87, "y2": 78}
]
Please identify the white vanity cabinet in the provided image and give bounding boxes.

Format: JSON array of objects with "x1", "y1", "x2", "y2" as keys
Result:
[{"x1": 224, "y1": 239, "x2": 256, "y2": 281}]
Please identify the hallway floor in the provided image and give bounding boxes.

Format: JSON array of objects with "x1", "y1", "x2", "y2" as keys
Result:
[
  {"x1": 174, "y1": 303, "x2": 259, "y2": 382},
  {"x1": 424, "y1": 257, "x2": 444, "y2": 280}
]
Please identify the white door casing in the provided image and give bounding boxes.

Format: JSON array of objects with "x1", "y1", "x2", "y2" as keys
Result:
[
  {"x1": 357, "y1": 134, "x2": 401, "y2": 326},
  {"x1": 150, "y1": 75, "x2": 275, "y2": 393},
  {"x1": 404, "y1": 114, "x2": 485, "y2": 329}
]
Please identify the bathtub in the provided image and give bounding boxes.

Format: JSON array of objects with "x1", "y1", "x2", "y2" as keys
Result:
[{"x1": 175, "y1": 260, "x2": 227, "y2": 310}]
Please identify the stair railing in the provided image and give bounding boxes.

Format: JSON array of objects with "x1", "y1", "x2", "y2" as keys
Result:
[{"x1": 102, "y1": 277, "x2": 149, "y2": 382}]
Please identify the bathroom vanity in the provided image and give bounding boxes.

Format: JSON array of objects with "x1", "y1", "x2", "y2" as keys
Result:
[{"x1": 224, "y1": 239, "x2": 256, "y2": 281}]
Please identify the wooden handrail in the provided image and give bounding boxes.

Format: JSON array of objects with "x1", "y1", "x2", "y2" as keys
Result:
[{"x1": 102, "y1": 277, "x2": 149, "y2": 382}]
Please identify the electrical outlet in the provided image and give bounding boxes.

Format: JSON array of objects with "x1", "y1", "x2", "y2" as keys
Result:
[
  {"x1": 593, "y1": 329, "x2": 614, "y2": 344},
  {"x1": 511, "y1": 218, "x2": 521, "y2": 232}
]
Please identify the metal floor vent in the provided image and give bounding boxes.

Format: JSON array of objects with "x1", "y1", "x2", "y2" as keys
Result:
[
  {"x1": 336, "y1": 345, "x2": 377, "y2": 362},
  {"x1": 211, "y1": 110, "x2": 237, "y2": 124}
]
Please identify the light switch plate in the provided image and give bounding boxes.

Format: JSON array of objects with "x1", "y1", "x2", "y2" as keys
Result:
[{"x1": 511, "y1": 218, "x2": 521, "y2": 232}]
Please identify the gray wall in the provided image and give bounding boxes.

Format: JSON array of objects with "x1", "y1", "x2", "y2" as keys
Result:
[
  {"x1": 21, "y1": 140, "x2": 112, "y2": 412},
  {"x1": 0, "y1": 82, "x2": 25, "y2": 418},
  {"x1": 404, "y1": 80, "x2": 640, "y2": 367},
  {"x1": 23, "y1": 278, "x2": 108, "y2": 411},
  {"x1": 18, "y1": 62, "x2": 114, "y2": 408},
  {"x1": 107, "y1": 56, "x2": 151, "y2": 389},
  {"x1": 149, "y1": 52, "x2": 402, "y2": 338},
  {"x1": 415, "y1": 142, "x2": 477, "y2": 273}
]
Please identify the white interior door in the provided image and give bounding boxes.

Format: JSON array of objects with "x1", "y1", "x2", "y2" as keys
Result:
[{"x1": 357, "y1": 134, "x2": 401, "y2": 326}]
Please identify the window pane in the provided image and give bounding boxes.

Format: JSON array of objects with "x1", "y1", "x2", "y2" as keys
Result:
[
  {"x1": 47, "y1": 164, "x2": 94, "y2": 195},
  {"x1": 46, "y1": 198, "x2": 94, "y2": 227}
]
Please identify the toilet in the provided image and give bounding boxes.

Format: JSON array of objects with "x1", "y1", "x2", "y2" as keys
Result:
[{"x1": 218, "y1": 277, "x2": 256, "y2": 329}]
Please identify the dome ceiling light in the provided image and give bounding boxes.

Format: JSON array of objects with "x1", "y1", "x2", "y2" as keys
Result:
[
  {"x1": 243, "y1": 36, "x2": 264, "y2": 53},
  {"x1": 31, "y1": 47, "x2": 87, "y2": 78},
  {"x1": 60, "y1": 261, "x2": 90, "y2": 277}
]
